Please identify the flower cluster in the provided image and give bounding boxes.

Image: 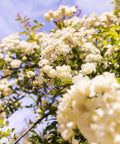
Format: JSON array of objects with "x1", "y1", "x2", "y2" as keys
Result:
[
  {"x1": 0, "y1": 5, "x2": 119, "y2": 86},
  {"x1": 44, "y1": 5, "x2": 77, "y2": 22},
  {"x1": 0, "y1": 79, "x2": 16, "y2": 97},
  {"x1": 0, "y1": 78, "x2": 17, "y2": 119},
  {"x1": 0, "y1": 100, "x2": 6, "y2": 120},
  {"x1": 1, "y1": 33, "x2": 40, "y2": 55},
  {"x1": 10, "y1": 59, "x2": 22, "y2": 69},
  {"x1": 57, "y1": 72, "x2": 120, "y2": 144}
]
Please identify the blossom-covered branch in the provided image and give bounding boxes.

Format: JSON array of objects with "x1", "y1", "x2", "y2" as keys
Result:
[{"x1": 0, "y1": 2, "x2": 120, "y2": 144}]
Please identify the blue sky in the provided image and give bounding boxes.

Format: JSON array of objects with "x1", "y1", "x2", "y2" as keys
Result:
[
  {"x1": 0, "y1": 0, "x2": 114, "y2": 143},
  {"x1": 0, "y1": 0, "x2": 113, "y2": 41}
]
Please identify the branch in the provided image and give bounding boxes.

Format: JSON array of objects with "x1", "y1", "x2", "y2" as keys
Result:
[
  {"x1": 0, "y1": 96, "x2": 25, "y2": 113},
  {"x1": 12, "y1": 112, "x2": 50, "y2": 144},
  {"x1": 0, "y1": 71, "x2": 18, "y2": 79},
  {"x1": 0, "y1": 64, "x2": 41, "y2": 79}
]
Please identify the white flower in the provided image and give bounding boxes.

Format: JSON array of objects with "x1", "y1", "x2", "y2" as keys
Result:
[
  {"x1": 72, "y1": 73, "x2": 83, "y2": 84},
  {"x1": 57, "y1": 72, "x2": 120, "y2": 144},
  {"x1": 3, "y1": 88, "x2": 12, "y2": 97},
  {"x1": 0, "y1": 53, "x2": 3, "y2": 59},
  {"x1": 44, "y1": 13, "x2": 52, "y2": 22},
  {"x1": 81, "y1": 63, "x2": 96, "y2": 75},
  {"x1": 104, "y1": 45, "x2": 119, "y2": 56},
  {"x1": 48, "y1": 69, "x2": 56, "y2": 78},
  {"x1": 72, "y1": 137, "x2": 79, "y2": 144},
  {"x1": 85, "y1": 54, "x2": 102, "y2": 62},
  {"x1": 42, "y1": 65, "x2": 53, "y2": 73},
  {"x1": 37, "y1": 74, "x2": 47, "y2": 84},
  {"x1": 1, "y1": 33, "x2": 20, "y2": 51},
  {"x1": 82, "y1": 43, "x2": 100, "y2": 54},
  {"x1": 22, "y1": 56, "x2": 27, "y2": 61},
  {"x1": 53, "y1": 11, "x2": 62, "y2": 20},
  {"x1": 0, "y1": 112, "x2": 6, "y2": 120},
  {"x1": 39, "y1": 59, "x2": 49, "y2": 67},
  {"x1": 56, "y1": 65, "x2": 71, "y2": 81},
  {"x1": 10, "y1": 59, "x2": 21, "y2": 68},
  {"x1": 26, "y1": 71, "x2": 36, "y2": 78},
  {"x1": 44, "y1": 5, "x2": 77, "y2": 22},
  {"x1": 5, "y1": 55, "x2": 12, "y2": 63}
]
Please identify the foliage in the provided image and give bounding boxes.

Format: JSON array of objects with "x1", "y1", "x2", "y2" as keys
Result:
[
  {"x1": 112, "y1": 0, "x2": 120, "y2": 15},
  {"x1": 0, "y1": 119, "x2": 16, "y2": 144}
]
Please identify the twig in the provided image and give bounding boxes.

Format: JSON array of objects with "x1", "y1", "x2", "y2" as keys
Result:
[
  {"x1": 0, "y1": 96, "x2": 25, "y2": 113},
  {"x1": 12, "y1": 112, "x2": 49, "y2": 144},
  {"x1": 0, "y1": 71, "x2": 17, "y2": 79},
  {"x1": 0, "y1": 64, "x2": 41, "y2": 80}
]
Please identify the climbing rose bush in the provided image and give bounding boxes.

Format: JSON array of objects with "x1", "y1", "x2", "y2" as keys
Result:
[{"x1": 0, "y1": 2, "x2": 120, "y2": 144}]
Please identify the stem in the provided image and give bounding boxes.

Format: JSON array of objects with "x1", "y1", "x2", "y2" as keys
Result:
[
  {"x1": 0, "y1": 64, "x2": 41, "y2": 79},
  {"x1": 0, "y1": 71, "x2": 17, "y2": 79},
  {"x1": 12, "y1": 112, "x2": 49, "y2": 144},
  {"x1": 0, "y1": 96, "x2": 25, "y2": 113}
]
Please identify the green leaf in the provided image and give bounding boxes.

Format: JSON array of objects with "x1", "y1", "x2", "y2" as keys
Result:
[
  {"x1": 19, "y1": 31, "x2": 31, "y2": 37},
  {"x1": 34, "y1": 20, "x2": 39, "y2": 25},
  {"x1": 54, "y1": 21, "x2": 63, "y2": 29},
  {"x1": 0, "y1": 58, "x2": 4, "y2": 69},
  {"x1": 63, "y1": 79, "x2": 72, "y2": 85},
  {"x1": 117, "y1": 77, "x2": 120, "y2": 84},
  {"x1": 29, "y1": 130, "x2": 38, "y2": 136},
  {"x1": 104, "y1": 30, "x2": 118, "y2": 38},
  {"x1": 32, "y1": 24, "x2": 44, "y2": 30},
  {"x1": 110, "y1": 25, "x2": 120, "y2": 30},
  {"x1": 11, "y1": 128, "x2": 15, "y2": 132},
  {"x1": 104, "y1": 38, "x2": 108, "y2": 46}
]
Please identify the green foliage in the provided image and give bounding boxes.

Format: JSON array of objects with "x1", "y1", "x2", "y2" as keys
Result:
[
  {"x1": 112, "y1": 0, "x2": 120, "y2": 16},
  {"x1": 54, "y1": 21, "x2": 64, "y2": 29},
  {"x1": 0, "y1": 58, "x2": 5, "y2": 69},
  {"x1": 0, "y1": 119, "x2": 15, "y2": 143},
  {"x1": 93, "y1": 24, "x2": 120, "y2": 77}
]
